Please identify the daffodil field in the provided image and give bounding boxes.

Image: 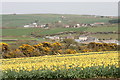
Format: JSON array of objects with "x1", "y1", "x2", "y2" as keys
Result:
[{"x1": 1, "y1": 51, "x2": 120, "y2": 79}]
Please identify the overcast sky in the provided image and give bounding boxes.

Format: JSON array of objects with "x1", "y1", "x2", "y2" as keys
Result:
[{"x1": 1, "y1": 2, "x2": 118, "y2": 16}]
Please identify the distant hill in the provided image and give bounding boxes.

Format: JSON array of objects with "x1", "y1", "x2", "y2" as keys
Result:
[{"x1": 1, "y1": 14, "x2": 116, "y2": 27}]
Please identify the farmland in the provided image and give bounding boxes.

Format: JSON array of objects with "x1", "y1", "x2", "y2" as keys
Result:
[
  {"x1": 90, "y1": 34, "x2": 118, "y2": 40},
  {"x1": 1, "y1": 14, "x2": 119, "y2": 44},
  {"x1": 1, "y1": 14, "x2": 113, "y2": 27},
  {"x1": 1, "y1": 14, "x2": 119, "y2": 79},
  {"x1": 1, "y1": 51, "x2": 119, "y2": 79},
  {"x1": 1, "y1": 25, "x2": 118, "y2": 44},
  {"x1": 85, "y1": 26, "x2": 118, "y2": 32},
  {"x1": 1, "y1": 27, "x2": 87, "y2": 36}
]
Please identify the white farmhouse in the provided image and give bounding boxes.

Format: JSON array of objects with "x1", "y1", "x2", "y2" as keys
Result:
[
  {"x1": 64, "y1": 25, "x2": 70, "y2": 28},
  {"x1": 79, "y1": 36, "x2": 88, "y2": 41},
  {"x1": 32, "y1": 23, "x2": 37, "y2": 27},
  {"x1": 24, "y1": 25, "x2": 30, "y2": 28}
]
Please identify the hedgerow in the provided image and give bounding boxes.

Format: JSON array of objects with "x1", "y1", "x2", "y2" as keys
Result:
[{"x1": 0, "y1": 41, "x2": 119, "y2": 59}]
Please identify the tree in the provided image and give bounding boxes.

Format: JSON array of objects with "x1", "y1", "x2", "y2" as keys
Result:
[{"x1": 62, "y1": 39, "x2": 78, "y2": 49}]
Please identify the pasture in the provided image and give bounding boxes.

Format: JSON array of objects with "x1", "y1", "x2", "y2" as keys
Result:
[
  {"x1": 1, "y1": 27, "x2": 86, "y2": 36},
  {"x1": 85, "y1": 26, "x2": 118, "y2": 32},
  {"x1": 2, "y1": 26, "x2": 118, "y2": 37},
  {"x1": 2, "y1": 14, "x2": 112, "y2": 27},
  {"x1": 90, "y1": 34, "x2": 118, "y2": 40}
]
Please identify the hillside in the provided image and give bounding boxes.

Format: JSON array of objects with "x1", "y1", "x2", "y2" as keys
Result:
[{"x1": 2, "y1": 14, "x2": 113, "y2": 27}]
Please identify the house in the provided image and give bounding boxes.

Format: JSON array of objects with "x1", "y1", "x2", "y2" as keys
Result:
[
  {"x1": 94, "y1": 22, "x2": 105, "y2": 26},
  {"x1": 73, "y1": 24, "x2": 81, "y2": 28},
  {"x1": 81, "y1": 24, "x2": 88, "y2": 27},
  {"x1": 24, "y1": 25, "x2": 30, "y2": 27},
  {"x1": 61, "y1": 16, "x2": 66, "y2": 19},
  {"x1": 58, "y1": 20, "x2": 62, "y2": 23},
  {"x1": 65, "y1": 36, "x2": 74, "y2": 39},
  {"x1": 86, "y1": 37, "x2": 99, "y2": 42},
  {"x1": 78, "y1": 36, "x2": 88, "y2": 41},
  {"x1": 24, "y1": 23, "x2": 38, "y2": 28},
  {"x1": 40, "y1": 25, "x2": 46, "y2": 28},
  {"x1": 46, "y1": 36, "x2": 60, "y2": 40},
  {"x1": 64, "y1": 25, "x2": 70, "y2": 28},
  {"x1": 32, "y1": 23, "x2": 37, "y2": 27},
  {"x1": 75, "y1": 36, "x2": 99, "y2": 43}
]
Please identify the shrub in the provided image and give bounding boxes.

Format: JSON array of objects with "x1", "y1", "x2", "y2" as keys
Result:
[
  {"x1": 2, "y1": 49, "x2": 26, "y2": 58},
  {"x1": 19, "y1": 44, "x2": 35, "y2": 57},
  {"x1": 88, "y1": 42, "x2": 118, "y2": 52},
  {"x1": 0, "y1": 42, "x2": 10, "y2": 53},
  {"x1": 42, "y1": 42, "x2": 52, "y2": 47},
  {"x1": 51, "y1": 42, "x2": 62, "y2": 55},
  {"x1": 65, "y1": 49, "x2": 77, "y2": 54},
  {"x1": 82, "y1": 49, "x2": 93, "y2": 52}
]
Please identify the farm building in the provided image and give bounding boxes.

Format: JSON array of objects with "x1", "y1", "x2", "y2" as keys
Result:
[
  {"x1": 46, "y1": 36, "x2": 60, "y2": 40},
  {"x1": 65, "y1": 36, "x2": 74, "y2": 39},
  {"x1": 94, "y1": 22, "x2": 105, "y2": 26},
  {"x1": 24, "y1": 23, "x2": 38, "y2": 27},
  {"x1": 75, "y1": 36, "x2": 99, "y2": 43},
  {"x1": 78, "y1": 36, "x2": 88, "y2": 41}
]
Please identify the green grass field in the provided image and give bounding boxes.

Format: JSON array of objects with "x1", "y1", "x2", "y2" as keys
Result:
[
  {"x1": 36, "y1": 27, "x2": 87, "y2": 35},
  {"x1": 85, "y1": 26, "x2": 118, "y2": 32},
  {"x1": 1, "y1": 27, "x2": 43, "y2": 36},
  {"x1": 2, "y1": 26, "x2": 118, "y2": 37},
  {"x1": 1, "y1": 27, "x2": 87, "y2": 36},
  {"x1": 90, "y1": 34, "x2": 118, "y2": 40},
  {"x1": 2, "y1": 14, "x2": 112, "y2": 27}
]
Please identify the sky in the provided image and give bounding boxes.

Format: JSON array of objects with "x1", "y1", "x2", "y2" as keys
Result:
[
  {"x1": 1, "y1": 2, "x2": 118, "y2": 16},
  {"x1": 1, "y1": 0, "x2": 119, "y2": 2}
]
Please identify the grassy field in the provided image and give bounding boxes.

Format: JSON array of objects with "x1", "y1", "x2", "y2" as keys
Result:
[
  {"x1": 36, "y1": 27, "x2": 87, "y2": 35},
  {"x1": 2, "y1": 26, "x2": 118, "y2": 37},
  {"x1": 1, "y1": 28, "x2": 43, "y2": 36},
  {"x1": 85, "y1": 26, "x2": 118, "y2": 32},
  {"x1": 1, "y1": 51, "x2": 119, "y2": 79},
  {"x1": 90, "y1": 34, "x2": 118, "y2": 40},
  {"x1": 1, "y1": 27, "x2": 87, "y2": 37},
  {"x1": 2, "y1": 14, "x2": 113, "y2": 27}
]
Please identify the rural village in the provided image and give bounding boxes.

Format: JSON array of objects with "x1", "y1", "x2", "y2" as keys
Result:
[{"x1": 20, "y1": 15, "x2": 119, "y2": 45}]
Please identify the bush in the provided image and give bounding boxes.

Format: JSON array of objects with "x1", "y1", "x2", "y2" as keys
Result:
[
  {"x1": 0, "y1": 42, "x2": 10, "y2": 53},
  {"x1": 19, "y1": 44, "x2": 35, "y2": 57},
  {"x1": 87, "y1": 42, "x2": 118, "y2": 52},
  {"x1": 1, "y1": 42, "x2": 119, "y2": 59},
  {"x1": 65, "y1": 49, "x2": 77, "y2": 54},
  {"x1": 2, "y1": 49, "x2": 25, "y2": 58},
  {"x1": 82, "y1": 49, "x2": 93, "y2": 52},
  {"x1": 42, "y1": 42, "x2": 52, "y2": 47},
  {"x1": 51, "y1": 42, "x2": 62, "y2": 55}
]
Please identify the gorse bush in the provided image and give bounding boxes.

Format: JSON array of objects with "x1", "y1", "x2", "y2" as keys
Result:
[
  {"x1": 87, "y1": 42, "x2": 118, "y2": 51},
  {"x1": 0, "y1": 42, "x2": 10, "y2": 53},
  {"x1": 0, "y1": 42, "x2": 119, "y2": 59},
  {"x1": 19, "y1": 44, "x2": 35, "y2": 57},
  {"x1": 65, "y1": 49, "x2": 77, "y2": 54},
  {"x1": 2, "y1": 49, "x2": 25, "y2": 58}
]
